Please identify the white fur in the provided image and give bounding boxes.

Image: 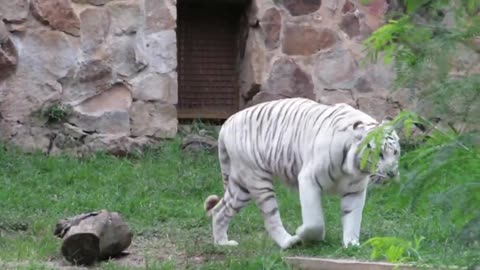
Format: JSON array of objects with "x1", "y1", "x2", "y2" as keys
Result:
[{"x1": 204, "y1": 98, "x2": 401, "y2": 249}]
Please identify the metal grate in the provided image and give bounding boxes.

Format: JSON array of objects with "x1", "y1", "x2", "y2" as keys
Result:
[{"x1": 177, "y1": 2, "x2": 242, "y2": 119}]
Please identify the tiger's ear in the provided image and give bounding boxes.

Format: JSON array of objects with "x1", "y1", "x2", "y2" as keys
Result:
[
  {"x1": 381, "y1": 116, "x2": 393, "y2": 125},
  {"x1": 352, "y1": 121, "x2": 366, "y2": 141},
  {"x1": 353, "y1": 121, "x2": 365, "y2": 131}
]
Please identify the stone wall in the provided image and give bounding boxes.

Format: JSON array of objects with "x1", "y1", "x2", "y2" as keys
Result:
[
  {"x1": 0, "y1": 0, "x2": 178, "y2": 155},
  {"x1": 0, "y1": 0, "x2": 417, "y2": 155},
  {"x1": 240, "y1": 0, "x2": 479, "y2": 132},
  {"x1": 239, "y1": 0, "x2": 406, "y2": 120}
]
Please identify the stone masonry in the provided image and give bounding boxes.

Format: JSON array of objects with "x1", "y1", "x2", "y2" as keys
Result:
[
  {"x1": 238, "y1": 0, "x2": 405, "y2": 117},
  {"x1": 2, "y1": 0, "x2": 471, "y2": 155},
  {"x1": 0, "y1": 0, "x2": 178, "y2": 155}
]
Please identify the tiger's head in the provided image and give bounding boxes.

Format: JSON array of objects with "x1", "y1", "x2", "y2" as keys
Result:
[{"x1": 352, "y1": 117, "x2": 401, "y2": 183}]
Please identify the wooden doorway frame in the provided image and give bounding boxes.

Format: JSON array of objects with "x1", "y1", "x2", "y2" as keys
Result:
[{"x1": 176, "y1": 0, "x2": 249, "y2": 120}]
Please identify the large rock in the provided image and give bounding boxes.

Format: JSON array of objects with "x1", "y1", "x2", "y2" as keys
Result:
[
  {"x1": 282, "y1": 24, "x2": 338, "y2": 55},
  {"x1": 248, "y1": 91, "x2": 288, "y2": 106},
  {"x1": 0, "y1": 120, "x2": 59, "y2": 154},
  {"x1": 72, "y1": 0, "x2": 117, "y2": 5},
  {"x1": 340, "y1": 14, "x2": 360, "y2": 38},
  {"x1": 0, "y1": 77, "x2": 62, "y2": 122},
  {"x1": 361, "y1": 60, "x2": 395, "y2": 93},
  {"x1": 316, "y1": 88, "x2": 356, "y2": 107},
  {"x1": 70, "y1": 111, "x2": 130, "y2": 135},
  {"x1": 129, "y1": 101, "x2": 177, "y2": 138},
  {"x1": 69, "y1": 83, "x2": 132, "y2": 135},
  {"x1": 0, "y1": 30, "x2": 77, "y2": 121},
  {"x1": 321, "y1": 0, "x2": 338, "y2": 12},
  {"x1": 353, "y1": 77, "x2": 374, "y2": 93},
  {"x1": 74, "y1": 83, "x2": 132, "y2": 117},
  {"x1": 0, "y1": 21, "x2": 9, "y2": 43},
  {"x1": 130, "y1": 72, "x2": 177, "y2": 103},
  {"x1": 313, "y1": 47, "x2": 359, "y2": 90},
  {"x1": 82, "y1": 135, "x2": 150, "y2": 157},
  {"x1": 0, "y1": 40, "x2": 18, "y2": 80},
  {"x1": 261, "y1": 8, "x2": 282, "y2": 50},
  {"x1": 142, "y1": 0, "x2": 175, "y2": 34},
  {"x1": 61, "y1": 58, "x2": 113, "y2": 104},
  {"x1": 182, "y1": 134, "x2": 217, "y2": 153},
  {"x1": 281, "y1": 0, "x2": 322, "y2": 16},
  {"x1": 107, "y1": 35, "x2": 141, "y2": 78},
  {"x1": 4, "y1": 23, "x2": 28, "y2": 34},
  {"x1": 31, "y1": 0, "x2": 81, "y2": 36},
  {"x1": 264, "y1": 57, "x2": 315, "y2": 99},
  {"x1": 106, "y1": 0, "x2": 140, "y2": 36},
  {"x1": 0, "y1": 0, "x2": 29, "y2": 23},
  {"x1": 62, "y1": 123, "x2": 88, "y2": 141},
  {"x1": 79, "y1": 7, "x2": 111, "y2": 55},
  {"x1": 357, "y1": 0, "x2": 388, "y2": 31},
  {"x1": 5, "y1": 124, "x2": 53, "y2": 153},
  {"x1": 49, "y1": 124, "x2": 89, "y2": 153},
  {"x1": 52, "y1": 131, "x2": 152, "y2": 157},
  {"x1": 75, "y1": 58, "x2": 111, "y2": 84},
  {"x1": 135, "y1": 30, "x2": 176, "y2": 73},
  {"x1": 357, "y1": 96, "x2": 399, "y2": 120},
  {"x1": 0, "y1": 22, "x2": 17, "y2": 80},
  {"x1": 22, "y1": 30, "x2": 78, "y2": 79},
  {"x1": 342, "y1": 0, "x2": 356, "y2": 14}
]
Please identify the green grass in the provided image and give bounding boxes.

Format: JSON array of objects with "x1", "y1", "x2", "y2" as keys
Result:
[{"x1": 0, "y1": 136, "x2": 478, "y2": 269}]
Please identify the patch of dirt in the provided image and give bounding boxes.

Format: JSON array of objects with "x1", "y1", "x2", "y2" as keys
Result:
[
  {"x1": 1, "y1": 234, "x2": 183, "y2": 269},
  {"x1": 112, "y1": 234, "x2": 181, "y2": 268},
  {"x1": 102, "y1": 232, "x2": 227, "y2": 268},
  {"x1": 2, "y1": 226, "x2": 230, "y2": 270}
]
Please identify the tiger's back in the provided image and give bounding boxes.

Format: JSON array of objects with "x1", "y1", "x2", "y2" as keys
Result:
[{"x1": 218, "y1": 97, "x2": 377, "y2": 187}]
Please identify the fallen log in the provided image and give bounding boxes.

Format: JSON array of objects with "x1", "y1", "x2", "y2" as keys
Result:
[{"x1": 54, "y1": 210, "x2": 133, "y2": 266}]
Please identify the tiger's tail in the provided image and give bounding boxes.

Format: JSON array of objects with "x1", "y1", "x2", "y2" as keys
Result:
[{"x1": 203, "y1": 195, "x2": 221, "y2": 217}]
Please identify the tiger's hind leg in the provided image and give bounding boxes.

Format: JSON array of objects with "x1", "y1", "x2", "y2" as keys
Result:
[
  {"x1": 210, "y1": 176, "x2": 251, "y2": 246},
  {"x1": 218, "y1": 137, "x2": 230, "y2": 191},
  {"x1": 250, "y1": 173, "x2": 302, "y2": 250}
]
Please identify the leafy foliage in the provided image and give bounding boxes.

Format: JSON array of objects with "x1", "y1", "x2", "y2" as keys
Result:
[
  {"x1": 359, "y1": 1, "x2": 480, "y2": 265},
  {"x1": 400, "y1": 128, "x2": 480, "y2": 224},
  {"x1": 40, "y1": 103, "x2": 72, "y2": 124},
  {"x1": 362, "y1": 236, "x2": 424, "y2": 263},
  {"x1": 363, "y1": 0, "x2": 480, "y2": 126},
  {"x1": 358, "y1": 111, "x2": 479, "y2": 261},
  {"x1": 352, "y1": 121, "x2": 478, "y2": 270}
]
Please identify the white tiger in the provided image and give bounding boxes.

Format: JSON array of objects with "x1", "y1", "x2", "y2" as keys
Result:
[{"x1": 203, "y1": 97, "x2": 401, "y2": 249}]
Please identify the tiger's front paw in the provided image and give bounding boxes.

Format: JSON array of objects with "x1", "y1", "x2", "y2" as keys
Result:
[
  {"x1": 343, "y1": 238, "x2": 360, "y2": 248},
  {"x1": 215, "y1": 240, "x2": 239, "y2": 246},
  {"x1": 296, "y1": 224, "x2": 325, "y2": 242},
  {"x1": 279, "y1": 235, "x2": 302, "y2": 250}
]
